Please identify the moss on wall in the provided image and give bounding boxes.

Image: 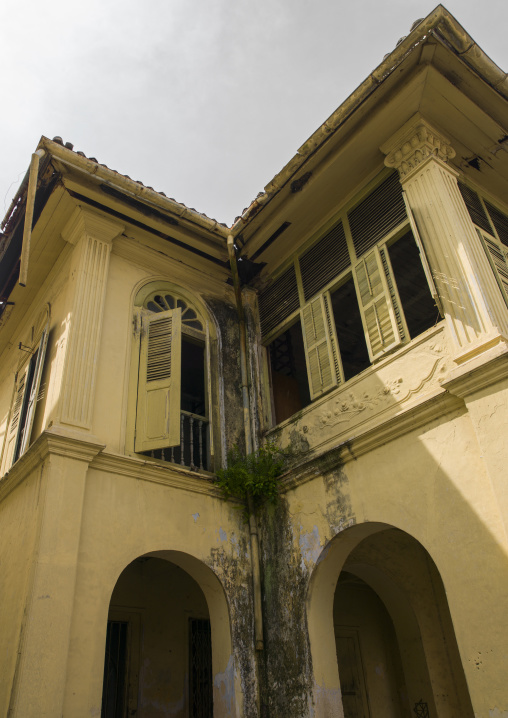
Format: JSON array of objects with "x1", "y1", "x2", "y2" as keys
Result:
[
  {"x1": 205, "y1": 297, "x2": 246, "y2": 457},
  {"x1": 258, "y1": 498, "x2": 314, "y2": 718},
  {"x1": 207, "y1": 531, "x2": 258, "y2": 718}
]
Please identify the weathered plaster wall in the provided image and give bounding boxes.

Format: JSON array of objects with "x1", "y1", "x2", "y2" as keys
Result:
[
  {"x1": 0, "y1": 469, "x2": 41, "y2": 717},
  {"x1": 255, "y1": 403, "x2": 506, "y2": 718},
  {"x1": 60, "y1": 462, "x2": 257, "y2": 717},
  {"x1": 0, "y1": 248, "x2": 72, "y2": 471},
  {"x1": 92, "y1": 251, "x2": 245, "y2": 459}
]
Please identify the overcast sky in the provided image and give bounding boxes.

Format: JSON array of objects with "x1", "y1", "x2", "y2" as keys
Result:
[{"x1": 2, "y1": 0, "x2": 507, "y2": 227}]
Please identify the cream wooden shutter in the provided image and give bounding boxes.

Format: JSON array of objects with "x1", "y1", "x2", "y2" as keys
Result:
[
  {"x1": 135, "y1": 308, "x2": 182, "y2": 452},
  {"x1": 3, "y1": 326, "x2": 50, "y2": 469},
  {"x1": 478, "y1": 229, "x2": 508, "y2": 308},
  {"x1": 301, "y1": 295, "x2": 341, "y2": 400},
  {"x1": 353, "y1": 246, "x2": 403, "y2": 361},
  {"x1": 18, "y1": 326, "x2": 49, "y2": 458},
  {"x1": 3, "y1": 365, "x2": 30, "y2": 469}
]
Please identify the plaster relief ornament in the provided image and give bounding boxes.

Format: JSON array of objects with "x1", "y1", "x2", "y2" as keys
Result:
[
  {"x1": 383, "y1": 116, "x2": 456, "y2": 179},
  {"x1": 316, "y1": 344, "x2": 447, "y2": 429}
]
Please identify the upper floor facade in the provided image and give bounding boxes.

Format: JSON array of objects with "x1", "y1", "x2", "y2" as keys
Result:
[{"x1": 1, "y1": 6, "x2": 508, "y2": 486}]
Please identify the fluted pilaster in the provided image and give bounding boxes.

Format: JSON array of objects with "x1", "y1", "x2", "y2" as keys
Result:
[
  {"x1": 59, "y1": 207, "x2": 124, "y2": 429},
  {"x1": 382, "y1": 114, "x2": 508, "y2": 363}
]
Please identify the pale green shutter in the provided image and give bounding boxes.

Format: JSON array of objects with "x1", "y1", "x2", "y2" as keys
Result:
[
  {"x1": 478, "y1": 229, "x2": 508, "y2": 308},
  {"x1": 301, "y1": 295, "x2": 341, "y2": 399},
  {"x1": 135, "y1": 308, "x2": 182, "y2": 452},
  {"x1": 353, "y1": 247, "x2": 403, "y2": 361},
  {"x1": 18, "y1": 326, "x2": 49, "y2": 458}
]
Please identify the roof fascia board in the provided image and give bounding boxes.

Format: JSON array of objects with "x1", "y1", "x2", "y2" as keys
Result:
[
  {"x1": 61, "y1": 179, "x2": 229, "y2": 263},
  {"x1": 37, "y1": 137, "x2": 230, "y2": 242}
]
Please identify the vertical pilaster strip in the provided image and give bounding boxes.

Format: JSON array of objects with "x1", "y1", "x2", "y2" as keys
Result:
[
  {"x1": 60, "y1": 207, "x2": 124, "y2": 429},
  {"x1": 9, "y1": 438, "x2": 104, "y2": 717},
  {"x1": 382, "y1": 114, "x2": 508, "y2": 363}
]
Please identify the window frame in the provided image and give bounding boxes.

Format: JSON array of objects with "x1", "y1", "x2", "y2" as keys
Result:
[
  {"x1": 458, "y1": 180, "x2": 508, "y2": 310},
  {"x1": 127, "y1": 281, "x2": 219, "y2": 472},
  {"x1": 1, "y1": 317, "x2": 50, "y2": 473},
  {"x1": 260, "y1": 171, "x2": 441, "y2": 426}
]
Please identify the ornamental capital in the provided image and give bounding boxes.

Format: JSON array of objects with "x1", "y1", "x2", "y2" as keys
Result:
[
  {"x1": 381, "y1": 114, "x2": 455, "y2": 179},
  {"x1": 61, "y1": 206, "x2": 124, "y2": 246}
]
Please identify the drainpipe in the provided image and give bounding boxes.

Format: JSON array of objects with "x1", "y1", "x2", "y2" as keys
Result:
[
  {"x1": 19, "y1": 149, "x2": 45, "y2": 287},
  {"x1": 227, "y1": 235, "x2": 264, "y2": 652}
]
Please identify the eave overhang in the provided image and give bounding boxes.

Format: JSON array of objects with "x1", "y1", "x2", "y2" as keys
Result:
[{"x1": 232, "y1": 4, "x2": 508, "y2": 267}]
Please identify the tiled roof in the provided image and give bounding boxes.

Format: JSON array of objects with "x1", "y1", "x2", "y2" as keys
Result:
[{"x1": 48, "y1": 135, "x2": 230, "y2": 231}]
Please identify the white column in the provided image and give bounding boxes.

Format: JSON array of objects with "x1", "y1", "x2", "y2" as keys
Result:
[
  {"x1": 381, "y1": 114, "x2": 508, "y2": 364},
  {"x1": 59, "y1": 207, "x2": 124, "y2": 430}
]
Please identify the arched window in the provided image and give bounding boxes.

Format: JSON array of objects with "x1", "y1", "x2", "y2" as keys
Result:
[{"x1": 132, "y1": 285, "x2": 215, "y2": 472}]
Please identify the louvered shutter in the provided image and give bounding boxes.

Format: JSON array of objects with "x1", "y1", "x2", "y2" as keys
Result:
[
  {"x1": 485, "y1": 202, "x2": 508, "y2": 248},
  {"x1": 348, "y1": 172, "x2": 406, "y2": 258},
  {"x1": 17, "y1": 326, "x2": 49, "y2": 458},
  {"x1": 402, "y1": 192, "x2": 444, "y2": 317},
  {"x1": 458, "y1": 182, "x2": 494, "y2": 235},
  {"x1": 477, "y1": 229, "x2": 508, "y2": 308},
  {"x1": 4, "y1": 364, "x2": 30, "y2": 469},
  {"x1": 353, "y1": 247, "x2": 403, "y2": 361},
  {"x1": 135, "y1": 308, "x2": 182, "y2": 452},
  {"x1": 299, "y1": 220, "x2": 350, "y2": 301},
  {"x1": 258, "y1": 266, "x2": 300, "y2": 339},
  {"x1": 301, "y1": 295, "x2": 340, "y2": 399}
]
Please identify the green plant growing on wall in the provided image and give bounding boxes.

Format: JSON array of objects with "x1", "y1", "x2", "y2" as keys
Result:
[{"x1": 216, "y1": 441, "x2": 287, "y2": 518}]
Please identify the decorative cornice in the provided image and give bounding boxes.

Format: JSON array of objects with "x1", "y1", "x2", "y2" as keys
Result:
[
  {"x1": 441, "y1": 343, "x2": 508, "y2": 399},
  {"x1": 90, "y1": 451, "x2": 226, "y2": 499},
  {"x1": 0, "y1": 429, "x2": 105, "y2": 502},
  {"x1": 0, "y1": 430, "x2": 228, "y2": 503},
  {"x1": 61, "y1": 205, "x2": 124, "y2": 246},
  {"x1": 280, "y1": 391, "x2": 464, "y2": 492},
  {"x1": 381, "y1": 114, "x2": 456, "y2": 179}
]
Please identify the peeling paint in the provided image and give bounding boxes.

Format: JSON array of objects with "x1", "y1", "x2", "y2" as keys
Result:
[
  {"x1": 258, "y1": 498, "x2": 314, "y2": 717},
  {"x1": 208, "y1": 535, "x2": 257, "y2": 717},
  {"x1": 213, "y1": 654, "x2": 236, "y2": 715},
  {"x1": 192, "y1": 512, "x2": 200, "y2": 522},
  {"x1": 299, "y1": 525, "x2": 323, "y2": 568}
]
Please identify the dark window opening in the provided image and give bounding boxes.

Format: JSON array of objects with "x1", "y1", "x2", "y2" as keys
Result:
[
  {"x1": 101, "y1": 620, "x2": 128, "y2": 718},
  {"x1": 142, "y1": 336, "x2": 209, "y2": 470},
  {"x1": 181, "y1": 338, "x2": 206, "y2": 416},
  {"x1": 189, "y1": 618, "x2": 213, "y2": 718},
  {"x1": 13, "y1": 348, "x2": 39, "y2": 463},
  {"x1": 269, "y1": 320, "x2": 311, "y2": 424},
  {"x1": 330, "y1": 278, "x2": 371, "y2": 382},
  {"x1": 387, "y1": 231, "x2": 439, "y2": 339}
]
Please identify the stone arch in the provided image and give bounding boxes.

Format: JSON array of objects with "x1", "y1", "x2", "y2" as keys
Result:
[
  {"x1": 307, "y1": 522, "x2": 473, "y2": 718},
  {"x1": 132, "y1": 276, "x2": 219, "y2": 340},
  {"x1": 101, "y1": 549, "x2": 237, "y2": 718}
]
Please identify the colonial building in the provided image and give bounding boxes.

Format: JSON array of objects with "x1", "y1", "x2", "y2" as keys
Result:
[{"x1": 1, "y1": 6, "x2": 508, "y2": 718}]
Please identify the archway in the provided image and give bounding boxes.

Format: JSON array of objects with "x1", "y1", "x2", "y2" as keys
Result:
[
  {"x1": 307, "y1": 524, "x2": 474, "y2": 718},
  {"x1": 101, "y1": 551, "x2": 234, "y2": 718}
]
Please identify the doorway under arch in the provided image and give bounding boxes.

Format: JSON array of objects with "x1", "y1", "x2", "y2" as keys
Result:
[
  {"x1": 101, "y1": 551, "x2": 232, "y2": 718},
  {"x1": 308, "y1": 524, "x2": 474, "y2": 718}
]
